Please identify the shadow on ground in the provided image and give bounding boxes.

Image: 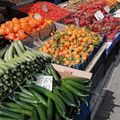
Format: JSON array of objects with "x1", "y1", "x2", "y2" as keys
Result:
[{"x1": 94, "y1": 90, "x2": 120, "y2": 120}]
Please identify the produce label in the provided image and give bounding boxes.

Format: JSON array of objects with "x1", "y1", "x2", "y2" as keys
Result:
[
  {"x1": 74, "y1": 17, "x2": 79, "y2": 27},
  {"x1": 104, "y1": 5, "x2": 110, "y2": 13},
  {"x1": 36, "y1": 75, "x2": 53, "y2": 91},
  {"x1": 42, "y1": 4, "x2": 48, "y2": 12},
  {"x1": 34, "y1": 14, "x2": 42, "y2": 19},
  {"x1": 94, "y1": 11, "x2": 104, "y2": 21}
]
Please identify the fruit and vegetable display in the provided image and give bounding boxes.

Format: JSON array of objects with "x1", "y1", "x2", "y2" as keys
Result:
[
  {"x1": 0, "y1": 15, "x2": 52, "y2": 41},
  {"x1": 39, "y1": 25, "x2": 102, "y2": 67},
  {"x1": 0, "y1": 63, "x2": 92, "y2": 120},
  {"x1": 17, "y1": 2, "x2": 72, "y2": 21},
  {"x1": 64, "y1": 9, "x2": 120, "y2": 40},
  {"x1": 0, "y1": 40, "x2": 51, "y2": 99},
  {"x1": 63, "y1": 0, "x2": 85, "y2": 11},
  {"x1": 0, "y1": 35, "x2": 11, "y2": 49},
  {"x1": 0, "y1": 0, "x2": 120, "y2": 119},
  {"x1": 63, "y1": 0, "x2": 108, "y2": 11}
]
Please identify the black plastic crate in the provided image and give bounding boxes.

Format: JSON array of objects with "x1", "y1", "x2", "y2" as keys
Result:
[{"x1": 105, "y1": 41, "x2": 120, "y2": 72}]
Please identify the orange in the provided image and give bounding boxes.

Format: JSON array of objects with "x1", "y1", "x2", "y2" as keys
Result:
[
  {"x1": 75, "y1": 54, "x2": 80, "y2": 59},
  {"x1": 64, "y1": 60, "x2": 71, "y2": 66}
]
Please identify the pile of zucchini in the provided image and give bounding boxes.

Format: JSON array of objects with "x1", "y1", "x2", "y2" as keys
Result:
[
  {"x1": 0, "y1": 64, "x2": 92, "y2": 120},
  {"x1": 0, "y1": 41, "x2": 51, "y2": 99}
]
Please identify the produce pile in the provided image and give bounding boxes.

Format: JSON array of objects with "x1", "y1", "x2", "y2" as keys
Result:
[
  {"x1": 0, "y1": 35, "x2": 11, "y2": 49},
  {"x1": 0, "y1": 15, "x2": 52, "y2": 41},
  {"x1": 64, "y1": 0, "x2": 107, "y2": 25},
  {"x1": 106, "y1": 0, "x2": 117, "y2": 7},
  {"x1": 39, "y1": 25, "x2": 102, "y2": 67},
  {"x1": 64, "y1": 3, "x2": 120, "y2": 40},
  {"x1": 17, "y1": 2, "x2": 71, "y2": 21},
  {"x1": 63, "y1": 0, "x2": 85, "y2": 11},
  {"x1": 63, "y1": 0, "x2": 107, "y2": 11},
  {"x1": 0, "y1": 63, "x2": 92, "y2": 120},
  {"x1": 0, "y1": 41, "x2": 51, "y2": 99}
]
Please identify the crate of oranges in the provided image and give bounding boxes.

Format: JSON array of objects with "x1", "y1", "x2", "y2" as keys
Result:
[{"x1": 38, "y1": 25, "x2": 105, "y2": 70}]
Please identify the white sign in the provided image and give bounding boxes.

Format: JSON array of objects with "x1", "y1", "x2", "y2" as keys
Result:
[
  {"x1": 42, "y1": 4, "x2": 48, "y2": 13},
  {"x1": 94, "y1": 11, "x2": 104, "y2": 21},
  {"x1": 104, "y1": 5, "x2": 110, "y2": 13},
  {"x1": 36, "y1": 75, "x2": 53, "y2": 91},
  {"x1": 34, "y1": 14, "x2": 42, "y2": 19},
  {"x1": 74, "y1": 17, "x2": 79, "y2": 27}
]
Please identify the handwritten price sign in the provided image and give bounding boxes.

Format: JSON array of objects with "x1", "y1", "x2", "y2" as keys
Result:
[{"x1": 36, "y1": 75, "x2": 53, "y2": 91}]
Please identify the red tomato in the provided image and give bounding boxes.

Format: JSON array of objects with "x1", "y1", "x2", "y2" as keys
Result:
[
  {"x1": 6, "y1": 33, "x2": 16, "y2": 40},
  {"x1": 14, "y1": 24, "x2": 21, "y2": 33},
  {"x1": 17, "y1": 30, "x2": 27, "y2": 40}
]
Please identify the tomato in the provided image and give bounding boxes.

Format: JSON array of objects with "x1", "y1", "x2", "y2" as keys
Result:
[
  {"x1": 21, "y1": 25, "x2": 31, "y2": 32},
  {"x1": 1, "y1": 24, "x2": 6, "y2": 28},
  {"x1": 13, "y1": 24, "x2": 21, "y2": 33},
  {"x1": 64, "y1": 60, "x2": 71, "y2": 66},
  {"x1": 0, "y1": 28, "x2": 5, "y2": 35},
  {"x1": 29, "y1": 21, "x2": 36, "y2": 28},
  {"x1": 17, "y1": 30, "x2": 27, "y2": 40},
  {"x1": 6, "y1": 33, "x2": 16, "y2": 40},
  {"x1": 12, "y1": 18, "x2": 19, "y2": 24},
  {"x1": 1, "y1": 28, "x2": 8, "y2": 35},
  {"x1": 6, "y1": 27, "x2": 14, "y2": 34}
]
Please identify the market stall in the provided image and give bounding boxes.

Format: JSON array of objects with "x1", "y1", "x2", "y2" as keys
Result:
[{"x1": 0, "y1": 0, "x2": 120, "y2": 120}]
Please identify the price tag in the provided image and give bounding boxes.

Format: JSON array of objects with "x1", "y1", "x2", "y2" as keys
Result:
[
  {"x1": 94, "y1": 11, "x2": 104, "y2": 21},
  {"x1": 34, "y1": 14, "x2": 42, "y2": 19},
  {"x1": 104, "y1": 5, "x2": 110, "y2": 13},
  {"x1": 36, "y1": 75, "x2": 53, "y2": 91},
  {"x1": 42, "y1": 4, "x2": 48, "y2": 13},
  {"x1": 74, "y1": 17, "x2": 79, "y2": 27}
]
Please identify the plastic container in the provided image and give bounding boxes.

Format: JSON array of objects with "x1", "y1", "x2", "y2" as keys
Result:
[
  {"x1": 76, "y1": 97, "x2": 91, "y2": 120},
  {"x1": 53, "y1": 0, "x2": 62, "y2": 4}
]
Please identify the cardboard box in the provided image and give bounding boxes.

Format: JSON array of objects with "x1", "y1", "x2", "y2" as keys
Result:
[{"x1": 52, "y1": 63, "x2": 92, "y2": 80}]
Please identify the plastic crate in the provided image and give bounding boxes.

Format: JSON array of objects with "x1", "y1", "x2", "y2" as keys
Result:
[{"x1": 76, "y1": 97, "x2": 91, "y2": 120}]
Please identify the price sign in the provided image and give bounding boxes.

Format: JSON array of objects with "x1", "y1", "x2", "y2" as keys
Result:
[
  {"x1": 104, "y1": 5, "x2": 110, "y2": 13},
  {"x1": 94, "y1": 11, "x2": 104, "y2": 21},
  {"x1": 36, "y1": 75, "x2": 53, "y2": 91},
  {"x1": 42, "y1": 4, "x2": 48, "y2": 13},
  {"x1": 74, "y1": 17, "x2": 79, "y2": 27},
  {"x1": 34, "y1": 14, "x2": 42, "y2": 19}
]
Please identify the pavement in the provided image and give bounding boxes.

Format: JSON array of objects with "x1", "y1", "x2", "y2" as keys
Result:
[{"x1": 94, "y1": 61, "x2": 120, "y2": 120}]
